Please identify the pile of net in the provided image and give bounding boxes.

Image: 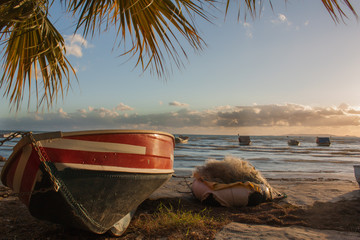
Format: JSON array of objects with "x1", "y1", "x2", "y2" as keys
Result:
[{"x1": 192, "y1": 156, "x2": 285, "y2": 207}]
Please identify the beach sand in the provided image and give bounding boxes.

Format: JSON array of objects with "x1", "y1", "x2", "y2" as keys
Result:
[{"x1": 1, "y1": 176, "x2": 360, "y2": 239}]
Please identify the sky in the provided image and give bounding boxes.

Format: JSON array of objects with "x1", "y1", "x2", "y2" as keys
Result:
[{"x1": 1, "y1": 1, "x2": 360, "y2": 136}]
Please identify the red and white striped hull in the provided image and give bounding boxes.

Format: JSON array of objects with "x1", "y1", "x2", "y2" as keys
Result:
[{"x1": 1, "y1": 130, "x2": 174, "y2": 234}]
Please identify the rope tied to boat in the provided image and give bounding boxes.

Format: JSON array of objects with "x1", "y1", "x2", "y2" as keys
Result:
[
  {"x1": 1, "y1": 131, "x2": 61, "y2": 192},
  {"x1": 27, "y1": 132, "x2": 61, "y2": 192},
  {"x1": 0, "y1": 131, "x2": 27, "y2": 146}
]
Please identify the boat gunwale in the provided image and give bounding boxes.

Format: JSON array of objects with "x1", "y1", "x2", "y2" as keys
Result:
[
  {"x1": 1, "y1": 130, "x2": 175, "y2": 185},
  {"x1": 60, "y1": 129, "x2": 174, "y2": 139}
]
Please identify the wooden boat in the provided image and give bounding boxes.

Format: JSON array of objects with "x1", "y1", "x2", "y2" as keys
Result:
[
  {"x1": 316, "y1": 137, "x2": 331, "y2": 146},
  {"x1": 175, "y1": 135, "x2": 189, "y2": 144},
  {"x1": 1, "y1": 130, "x2": 174, "y2": 236},
  {"x1": 238, "y1": 135, "x2": 251, "y2": 145},
  {"x1": 354, "y1": 165, "x2": 360, "y2": 187},
  {"x1": 287, "y1": 139, "x2": 300, "y2": 146}
]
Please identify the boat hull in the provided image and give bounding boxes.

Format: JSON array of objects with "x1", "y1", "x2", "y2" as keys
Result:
[
  {"x1": 317, "y1": 143, "x2": 331, "y2": 146},
  {"x1": 316, "y1": 137, "x2": 331, "y2": 146},
  {"x1": 354, "y1": 165, "x2": 360, "y2": 187},
  {"x1": 175, "y1": 136, "x2": 189, "y2": 144},
  {"x1": 288, "y1": 140, "x2": 300, "y2": 146},
  {"x1": 1, "y1": 130, "x2": 174, "y2": 234},
  {"x1": 29, "y1": 167, "x2": 170, "y2": 233},
  {"x1": 175, "y1": 138, "x2": 188, "y2": 144},
  {"x1": 238, "y1": 136, "x2": 251, "y2": 146}
]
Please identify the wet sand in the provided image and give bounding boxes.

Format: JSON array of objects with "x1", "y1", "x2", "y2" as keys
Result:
[{"x1": 1, "y1": 176, "x2": 360, "y2": 239}]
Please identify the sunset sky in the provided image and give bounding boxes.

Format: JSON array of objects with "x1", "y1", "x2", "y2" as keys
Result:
[{"x1": 1, "y1": 1, "x2": 360, "y2": 136}]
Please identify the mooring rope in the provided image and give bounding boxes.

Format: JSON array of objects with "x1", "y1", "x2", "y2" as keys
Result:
[
  {"x1": 0, "y1": 131, "x2": 61, "y2": 192},
  {"x1": 0, "y1": 131, "x2": 28, "y2": 146}
]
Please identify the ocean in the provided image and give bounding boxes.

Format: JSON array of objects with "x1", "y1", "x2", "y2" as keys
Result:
[
  {"x1": 1, "y1": 131, "x2": 359, "y2": 182},
  {"x1": 173, "y1": 135, "x2": 360, "y2": 181}
]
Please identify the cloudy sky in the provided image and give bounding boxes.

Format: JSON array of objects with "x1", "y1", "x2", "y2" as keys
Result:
[{"x1": 1, "y1": 1, "x2": 360, "y2": 136}]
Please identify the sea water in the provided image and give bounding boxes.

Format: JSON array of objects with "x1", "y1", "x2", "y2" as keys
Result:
[
  {"x1": 173, "y1": 135, "x2": 360, "y2": 181},
  {"x1": 1, "y1": 131, "x2": 359, "y2": 183}
]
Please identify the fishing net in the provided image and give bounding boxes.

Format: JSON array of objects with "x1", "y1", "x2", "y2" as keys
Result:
[{"x1": 192, "y1": 155, "x2": 285, "y2": 207}]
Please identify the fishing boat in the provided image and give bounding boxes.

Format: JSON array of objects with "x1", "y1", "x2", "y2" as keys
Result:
[
  {"x1": 175, "y1": 135, "x2": 189, "y2": 144},
  {"x1": 354, "y1": 165, "x2": 360, "y2": 187},
  {"x1": 238, "y1": 135, "x2": 251, "y2": 145},
  {"x1": 316, "y1": 137, "x2": 331, "y2": 146},
  {"x1": 287, "y1": 139, "x2": 300, "y2": 146},
  {"x1": 1, "y1": 130, "x2": 174, "y2": 236}
]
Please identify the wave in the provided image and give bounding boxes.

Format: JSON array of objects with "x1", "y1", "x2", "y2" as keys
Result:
[{"x1": 283, "y1": 158, "x2": 360, "y2": 164}]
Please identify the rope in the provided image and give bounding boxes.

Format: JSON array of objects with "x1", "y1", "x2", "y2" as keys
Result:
[
  {"x1": 0, "y1": 131, "x2": 27, "y2": 146},
  {"x1": 1, "y1": 131, "x2": 61, "y2": 192},
  {"x1": 27, "y1": 132, "x2": 61, "y2": 192},
  {"x1": 1, "y1": 132, "x2": 104, "y2": 229}
]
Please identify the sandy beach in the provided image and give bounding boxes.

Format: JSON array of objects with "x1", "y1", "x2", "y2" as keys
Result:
[{"x1": 1, "y1": 174, "x2": 360, "y2": 239}]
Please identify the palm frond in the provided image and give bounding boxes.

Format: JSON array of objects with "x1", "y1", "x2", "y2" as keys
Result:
[
  {"x1": 320, "y1": 0, "x2": 358, "y2": 22},
  {"x1": 0, "y1": 0, "x2": 76, "y2": 111},
  {"x1": 226, "y1": 0, "x2": 358, "y2": 22},
  {"x1": 0, "y1": 0, "x2": 358, "y2": 112},
  {"x1": 63, "y1": 0, "x2": 208, "y2": 78}
]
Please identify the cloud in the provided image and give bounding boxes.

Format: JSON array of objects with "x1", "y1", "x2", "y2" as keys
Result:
[
  {"x1": 58, "y1": 108, "x2": 69, "y2": 119},
  {"x1": 2, "y1": 103, "x2": 360, "y2": 135},
  {"x1": 215, "y1": 105, "x2": 232, "y2": 111},
  {"x1": 64, "y1": 34, "x2": 92, "y2": 57},
  {"x1": 271, "y1": 13, "x2": 292, "y2": 26},
  {"x1": 114, "y1": 103, "x2": 134, "y2": 111},
  {"x1": 278, "y1": 14, "x2": 287, "y2": 22},
  {"x1": 246, "y1": 32, "x2": 253, "y2": 39},
  {"x1": 77, "y1": 109, "x2": 87, "y2": 118},
  {"x1": 91, "y1": 107, "x2": 119, "y2": 118},
  {"x1": 34, "y1": 113, "x2": 43, "y2": 121},
  {"x1": 242, "y1": 21, "x2": 253, "y2": 39},
  {"x1": 169, "y1": 101, "x2": 189, "y2": 107}
]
